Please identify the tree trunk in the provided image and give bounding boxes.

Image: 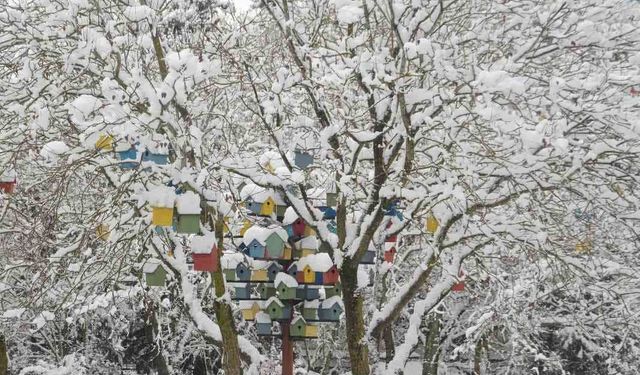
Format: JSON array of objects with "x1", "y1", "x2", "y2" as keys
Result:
[
  {"x1": 144, "y1": 301, "x2": 170, "y2": 375},
  {"x1": 421, "y1": 314, "x2": 441, "y2": 375},
  {"x1": 212, "y1": 214, "x2": 243, "y2": 375},
  {"x1": 473, "y1": 337, "x2": 486, "y2": 375},
  {"x1": 341, "y1": 260, "x2": 370, "y2": 375},
  {"x1": 383, "y1": 326, "x2": 395, "y2": 363},
  {"x1": 0, "y1": 334, "x2": 8, "y2": 375}
]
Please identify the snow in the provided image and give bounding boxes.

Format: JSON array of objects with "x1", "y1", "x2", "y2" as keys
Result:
[
  {"x1": 3, "y1": 308, "x2": 26, "y2": 318},
  {"x1": 282, "y1": 206, "x2": 299, "y2": 225},
  {"x1": 321, "y1": 296, "x2": 343, "y2": 309},
  {"x1": 123, "y1": 5, "x2": 154, "y2": 21},
  {"x1": 296, "y1": 236, "x2": 318, "y2": 250},
  {"x1": 221, "y1": 253, "x2": 246, "y2": 269},
  {"x1": 274, "y1": 272, "x2": 298, "y2": 288},
  {"x1": 297, "y1": 253, "x2": 334, "y2": 272},
  {"x1": 142, "y1": 259, "x2": 163, "y2": 273},
  {"x1": 304, "y1": 300, "x2": 320, "y2": 308},
  {"x1": 0, "y1": 169, "x2": 16, "y2": 182},
  {"x1": 40, "y1": 141, "x2": 70, "y2": 160},
  {"x1": 473, "y1": 70, "x2": 527, "y2": 96},
  {"x1": 243, "y1": 225, "x2": 288, "y2": 245},
  {"x1": 334, "y1": 0, "x2": 363, "y2": 24},
  {"x1": 240, "y1": 183, "x2": 285, "y2": 204},
  {"x1": 176, "y1": 191, "x2": 201, "y2": 214},
  {"x1": 144, "y1": 185, "x2": 176, "y2": 208},
  {"x1": 191, "y1": 234, "x2": 215, "y2": 254},
  {"x1": 266, "y1": 296, "x2": 284, "y2": 307},
  {"x1": 255, "y1": 311, "x2": 271, "y2": 323},
  {"x1": 239, "y1": 300, "x2": 263, "y2": 309}
]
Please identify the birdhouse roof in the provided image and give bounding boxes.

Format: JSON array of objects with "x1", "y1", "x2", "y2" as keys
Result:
[
  {"x1": 274, "y1": 272, "x2": 299, "y2": 288},
  {"x1": 0, "y1": 169, "x2": 16, "y2": 182},
  {"x1": 303, "y1": 299, "x2": 320, "y2": 309},
  {"x1": 321, "y1": 296, "x2": 344, "y2": 309},
  {"x1": 282, "y1": 207, "x2": 299, "y2": 225},
  {"x1": 243, "y1": 226, "x2": 288, "y2": 246},
  {"x1": 297, "y1": 253, "x2": 334, "y2": 272},
  {"x1": 266, "y1": 296, "x2": 284, "y2": 308},
  {"x1": 191, "y1": 235, "x2": 216, "y2": 254},
  {"x1": 176, "y1": 191, "x2": 201, "y2": 214},
  {"x1": 384, "y1": 243, "x2": 397, "y2": 252},
  {"x1": 291, "y1": 316, "x2": 307, "y2": 325},
  {"x1": 145, "y1": 185, "x2": 176, "y2": 208},
  {"x1": 295, "y1": 236, "x2": 318, "y2": 250},
  {"x1": 221, "y1": 253, "x2": 246, "y2": 269},
  {"x1": 144, "y1": 136, "x2": 170, "y2": 155},
  {"x1": 255, "y1": 311, "x2": 272, "y2": 323},
  {"x1": 238, "y1": 300, "x2": 263, "y2": 309},
  {"x1": 240, "y1": 183, "x2": 286, "y2": 205},
  {"x1": 142, "y1": 260, "x2": 165, "y2": 274}
]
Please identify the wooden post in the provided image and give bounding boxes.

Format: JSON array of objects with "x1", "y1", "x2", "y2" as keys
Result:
[{"x1": 281, "y1": 321, "x2": 294, "y2": 375}]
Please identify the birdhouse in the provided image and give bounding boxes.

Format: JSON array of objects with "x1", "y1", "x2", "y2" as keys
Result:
[
  {"x1": 96, "y1": 223, "x2": 110, "y2": 241},
  {"x1": 294, "y1": 150, "x2": 313, "y2": 169},
  {"x1": 265, "y1": 297, "x2": 290, "y2": 320},
  {"x1": 95, "y1": 134, "x2": 114, "y2": 150},
  {"x1": 142, "y1": 140, "x2": 169, "y2": 165},
  {"x1": 0, "y1": 170, "x2": 17, "y2": 194},
  {"x1": 221, "y1": 254, "x2": 246, "y2": 281},
  {"x1": 236, "y1": 263, "x2": 251, "y2": 281},
  {"x1": 234, "y1": 283, "x2": 252, "y2": 299},
  {"x1": 255, "y1": 312, "x2": 273, "y2": 335},
  {"x1": 259, "y1": 196, "x2": 276, "y2": 216},
  {"x1": 245, "y1": 198, "x2": 263, "y2": 215},
  {"x1": 239, "y1": 301, "x2": 262, "y2": 321},
  {"x1": 327, "y1": 220, "x2": 337, "y2": 234},
  {"x1": 265, "y1": 231, "x2": 286, "y2": 258},
  {"x1": 426, "y1": 214, "x2": 439, "y2": 234},
  {"x1": 318, "y1": 297, "x2": 343, "y2": 321},
  {"x1": 318, "y1": 207, "x2": 336, "y2": 220},
  {"x1": 292, "y1": 218, "x2": 306, "y2": 238},
  {"x1": 152, "y1": 207, "x2": 174, "y2": 227},
  {"x1": 325, "y1": 282, "x2": 342, "y2": 298},
  {"x1": 240, "y1": 220, "x2": 252, "y2": 236},
  {"x1": 282, "y1": 245, "x2": 292, "y2": 260},
  {"x1": 258, "y1": 284, "x2": 277, "y2": 299},
  {"x1": 326, "y1": 192, "x2": 338, "y2": 207},
  {"x1": 298, "y1": 265, "x2": 315, "y2": 284},
  {"x1": 290, "y1": 316, "x2": 308, "y2": 337},
  {"x1": 360, "y1": 250, "x2": 375, "y2": 264},
  {"x1": 302, "y1": 300, "x2": 319, "y2": 320},
  {"x1": 275, "y1": 272, "x2": 299, "y2": 300},
  {"x1": 246, "y1": 239, "x2": 266, "y2": 258},
  {"x1": 304, "y1": 286, "x2": 320, "y2": 300},
  {"x1": 320, "y1": 265, "x2": 339, "y2": 285},
  {"x1": 295, "y1": 237, "x2": 318, "y2": 259},
  {"x1": 176, "y1": 192, "x2": 201, "y2": 234},
  {"x1": 384, "y1": 246, "x2": 397, "y2": 263},
  {"x1": 287, "y1": 262, "x2": 298, "y2": 278},
  {"x1": 304, "y1": 225, "x2": 317, "y2": 237},
  {"x1": 304, "y1": 324, "x2": 318, "y2": 338},
  {"x1": 143, "y1": 261, "x2": 167, "y2": 287},
  {"x1": 575, "y1": 240, "x2": 592, "y2": 254},
  {"x1": 116, "y1": 144, "x2": 138, "y2": 169},
  {"x1": 276, "y1": 204, "x2": 288, "y2": 218},
  {"x1": 251, "y1": 268, "x2": 269, "y2": 282},
  {"x1": 191, "y1": 235, "x2": 219, "y2": 272},
  {"x1": 238, "y1": 242, "x2": 249, "y2": 256},
  {"x1": 266, "y1": 262, "x2": 283, "y2": 281},
  {"x1": 384, "y1": 200, "x2": 401, "y2": 217}
]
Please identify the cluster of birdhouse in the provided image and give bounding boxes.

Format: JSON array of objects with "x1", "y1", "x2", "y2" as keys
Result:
[
  {"x1": 95, "y1": 133, "x2": 170, "y2": 169},
  {"x1": 145, "y1": 189, "x2": 203, "y2": 233},
  {"x1": 0, "y1": 169, "x2": 17, "y2": 194}
]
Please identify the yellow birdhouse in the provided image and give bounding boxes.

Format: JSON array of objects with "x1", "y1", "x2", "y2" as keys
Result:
[
  {"x1": 283, "y1": 246, "x2": 292, "y2": 260},
  {"x1": 575, "y1": 240, "x2": 592, "y2": 254},
  {"x1": 96, "y1": 223, "x2": 110, "y2": 241},
  {"x1": 303, "y1": 226, "x2": 316, "y2": 237},
  {"x1": 251, "y1": 269, "x2": 269, "y2": 282},
  {"x1": 95, "y1": 134, "x2": 114, "y2": 151},
  {"x1": 240, "y1": 302, "x2": 261, "y2": 321},
  {"x1": 426, "y1": 214, "x2": 439, "y2": 234},
  {"x1": 303, "y1": 265, "x2": 315, "y2": 283},
  {"x1": 152, "y1": 207, "x2": 174, "y2": 226},
  {"x1": 304, "y1": 324, "x2": 318, "y2": 337},
  {"x1": 259, "y1": 196, "x2": 277, "y2": 216},
  {"x1": 240, "y1": 220, "x2": 252, "y2": 236}
]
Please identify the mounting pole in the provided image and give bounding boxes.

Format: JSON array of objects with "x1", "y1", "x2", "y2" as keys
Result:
[{"x1": 281, "y1": 320, "x2": 294, "y2": 375}]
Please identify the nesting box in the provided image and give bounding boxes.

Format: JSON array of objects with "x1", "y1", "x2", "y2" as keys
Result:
[
  {"x1": 321, "y1": 265, "x2": 339, "y2": 285},
  {"x1": 239, "y1": 301, "x2": 262, "y2": 321},
  {"x1": 275, "y1": 273, "x2": 299, "y2": 300},
  {"x1": 176, "y1": 192, "x2": 201, "y2": 234},
  {"x1": 95, "y1": 134, "x2": 114, "y2": 150},
  {"x1": 325, "y1": 282, "x2": 342, "y2": 298},
  {"x1": 265, "y1": 232, "x2": 286, "y2": 258},
  {"x1": 318, "y1": 207, "x2": 336, "y2": 220},
  {"x1": 282, "y1": 245, "x2": 292, "y2": 260},
  {"x1": 292, "y1": 218, "x2": 306, "y2": 237},
  {"x1": 384, "y1": 247, "x2": 397, "y2": 263},
  {"x1": 251, "y1": 269, "x2": 269, "y2": 282},
  {"x1": 287, "y1": 262, "x2": 298, "y2": 278},
  {"x1": 234, "y1": 283, "x2": 252, "y2": 299},
  {"x1": 290, "y1": 317, "x2": 308, "y2": 337},
  {"x1": 247, "y1": 239, "x2": 266, "y2": 258},
  {"x1": 426, "y1": 214, "x2": 439, "y2": 234},
  {"x1": 117, "y1": 147, "x2": 138, "y2": 169},
  {"x1": 144, "y1": 262, "x2": 167, "y2": 287},
  {"x1": 240, "y1": 220, "x2": 253, "y2": 236},
  {"x1": 304, "y1": 324, "x2": 318, "y2": 338},
  {"x1": 451, "y1": 270, "x2": 465, "y2": 292},
  {"x1": 191, "y1": 235, "x2": 219, "y2": 272},
  {"x1": 260, "y1": 196, "x2": 277, "y2": 216},
  {"x1": 294, "y1": 150, "x2": 313, "y2": 169},
  {"x1": 236, "y1": 263, "x2": 251, "y2": 281},
  {"x1": 256, "y1": 312, "x2": 272, "y2": 335},
  {"x1": 298, "y1": 265, "x2": 315, "y2": 284},
  {"x1": 326, "y1": 192, "x2": 338, "y2": 207},
  {"x1": 258, "y1": 284, "x2": 277, "y2": 299},
  {"x1": 360, "y1": 250, "x2": 375, "y2": 264},
  {"x1": 0, "y1": 170, "x2": 17, "y2": 194},
  {"x1": 96, "y1": 223, "x2": 110, "y2": 241},
  {"x1": 302, "y1": 300, "x2": 319, "y2": 320},
  {"x1": 318, "y1": 297, "x2": 343, "y2": 321},
  {"x1": 575, "y1": 240, "x2": 592, "y2": 254},
  {"x1": 304, "y1": 286, "x2": 320, "y2": 300},
  {"x1": 266, "y1": 262, "x2": 283, "y2": 281},
  {"x1": 265, "y1": 297, "x2": 290, "y2": 320},
  {"x1": 152, "y1": 207, "x2": 174, "y2": 227}
]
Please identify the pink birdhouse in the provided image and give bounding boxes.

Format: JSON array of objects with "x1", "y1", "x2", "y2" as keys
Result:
[
  {"x1": 452, "y1": 270, "x2": 465, "y2": 292},
  {"x1": 292, "y1": 218, "x2": 306, "y2": 237},
  {"x1": 192, "y1": 235, "x2": 219, "y2": 272},
  {"x1": 323, "y1": 265, "x2": 340, "y2": 285},
  {"x1": 383, "y1": 247, "x2": 397, "y2": 263},
  {"x1": 0, "y1": 180, "x2": 16, "y2": 194}
]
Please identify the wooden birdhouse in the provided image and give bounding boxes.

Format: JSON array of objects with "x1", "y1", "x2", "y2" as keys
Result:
[
  {"x1": 234, "y1": 283, "x2": 252, "y2": 299},
  {"x1": 260, "y1": 196, "x2": 277, "y2": 216},
  {"x1": 239, "y1": 301, "x2": 262, "y2": 321},
  {"x1": 266, "y1": 262, "x2": 283, "y2": 281},
  {"x1": 258, "y1": 284, "x2": 277, "y2": 299},
  {"x1": 426, "y1": 214, "x2": 439, "y2": 234},
  {"x1": 116, "y1": 144, "x2": 138, "y2": 169},
  {"x1": 360, "y1": 250, "x2": 375, "y2": 264},
  {"x1": 251, "y1": 268, "x2": 269, "y2": 282},
  {"x1": 255, "y1": 312, "x2": 273, "y2": 335},
  {"x1": 326, "y1": 192, "x2": 338, "y2": 207},
  {"x1": 152, "y1": 207, "x2": 174, "y2": 227},
  {"x1": 287, "y1": 262, "x2": 298, "y2": 278},
  {"x1": 318, "y1": 296, "x2": 343, "y2": 321},
  {"x1": 298, "y1": 265, "x2": 315, "y2": 284},
  {"x1": 292, "y1": 218, "x2": 306, "y2": 238},
  {"x1": 383, "y1": 246, "x2": 397, "y2": 263},
  {"x1": 142, "y1": 140, "x2": 169, "y2": 165},
  {"x1": 575, "y1": 240, "x2": 592, "y2": 254},
  {"x1": 304, "y1": 324, "x2": 318, "y2": 338},
  {"x1": 235, "y1": 263, "x2": 251, "y2": 281},
  {"x1": 245, "y1": 239, "x2": 264, "y2": 258},
  {"x1": 265, "y1": 297, "x2": 290, "y2": 321},
  {"x1": 191, "y1": 235, "x2": 219, "y2": 272},
  {"x1": 320, "y1": 265, "x2": 339, "y2": 285},
  {"x1": 96, "y1": 223, "x2": 110, "y2": 241},
  {"x1": 302, "y1": 300, "x2": 319, "y2": 320},
  {"x1": 318, "y1": 207, "x2": 336, "y2": 220},
  {"x1": 275, "y1": 273, "x2": 299, "y2": 300},
  {"x1": 451, "y1": 270, "x2": 465, "y2": 292},
  {"x1": 304, "y1": 286, "x2": 320, "y2": 300},
  {"x1": 325, "y1": 282, "x2": 342, "y2": 298},
  {"x1": 295, "y1": 237, "x2": 318, "y2": 259},
  {"x1": 265, "y1": 230, "x2": 287, "y2": 259},
  {"x1": 176, "y1": 192, "x2": 201, "y2": 234},
  {"x1": 245, "y1": 198, "x2": 263, "y2": 215},
  {"x1": 148, "y1": 186, "x2": 176, "y2": 227},
  {"x1": 0, "y1": 170, "x2": 17, "y2": 194},
  {"x1": 294, "y1": 150, "x2": 313, "y2": 169},
  {"x1": 95, "y1": 134, "x2": 114, "y2": 150},
  {"x1": 143, "y1": 261, "x2": 167, "y2": 287},
  {"x1": 240, "y1": 220, "x2": 253, "y2": 236},
  {"x1": 290, "y1": 316, "x2": 308, "y2": 337},
  {"x1": 282, "y1": 244, "x2": 292, "y2": 260}
]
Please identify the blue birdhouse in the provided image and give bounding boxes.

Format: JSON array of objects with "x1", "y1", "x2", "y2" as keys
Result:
[
  {"x1": 142, "y1": 150, "x2": 169, "y2": 165},
  {"x1": 117, "y1": 147, "x2": 138, "y2": 169},
  {"x1": 318, "y1": 206, "x2": 336, "y2": 220},
  {"x1": 236, "y1": 263, "x2": 251, "y2": 281},
  {"x1": 234, "y1": 283, "x2": 252, "y2": 299},
  {"x1": 245, "y1": 198, "x2": 262, "y2": 215},
  {"x1": 247, "y1": 239, "x2": 266, "y2": 258},
  {"x1": 294, "y1": 150, "x2": 314, "y2": 169},
  {"x1": 360, "y1": 250, "x2": 375, "y2": 264}
]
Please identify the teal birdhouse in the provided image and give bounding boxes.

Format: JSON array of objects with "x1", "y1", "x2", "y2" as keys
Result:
[{"x1": 143, "y1": 261, "x2": 167, "y2": 287}]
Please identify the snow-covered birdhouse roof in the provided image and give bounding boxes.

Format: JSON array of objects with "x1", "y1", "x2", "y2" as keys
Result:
[
  {"x1": 274, "y1": 272, "x2": 299, "y2": 288},
  {"x1": 142, "y1": 259, "x2": 165, "y2": 274},
  {"x1": 291, "y1": 316, "x2": 307, "y2": 325},
  {"x1": 145, "y1": 135, "x2": 170, "y2": 155},
  {"x1": 145, "y1": 185, "x2": 176, "y2": 208},
  {"x1": 0, "y1": 169, "x2": 16, "y2": 182},
  {"x1": 176, "y1": 191, "x2": 201, "y2": 215},
  {"x1": 243, "y1": 225, "x2": 288, "y2": 246},
  {"x1": 282, "y1": 207, "x2": 299, "y2": 225},
  {"x1": 297, "y1": 253, "x2": 334, "y2": 272},
  {"x1": 221, "y1": 253, "x2": 246, "y2": 269},
  {"x1": 191, "y1": 234, "x2": 216, "y2": 254},
  {"x1": 265, "y1": 296, "x2": 284, "y2": 308},
  {"x1": 255, "y1": 311, "x2": 272, "y2": 323},
  {"x1": 239, "y1": 300, "x2": 263, "y2": 309},
  {"x1": 295, "y1": 236, "x2": 318, "y2": 250},
  {"x1": 321, "y1": 296, "x2": 344, "y2": 309},
  {"x1": 240, "y1": 183, "x2": 286, "y2": 205},
  {"x1": 303, "y1": 299, "x2": 320, "y2": 309}
]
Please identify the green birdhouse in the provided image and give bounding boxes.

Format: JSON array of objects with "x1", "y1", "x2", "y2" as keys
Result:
[
  {"x1": 176, "y1": 192, "x2": 201, "y2": 234},
  {"x1": 303, "y1": 300, "x2": 319, "y2": 320},
  {"x1": 143, "y1": 261, "x2": 167, "y2": 287},
  {"x1": 325, "y1": 281, "x2": 342, "y2": 298},
  {"x1": 258, "y1": 283, "x2": 277, "y2": 299},
  {"x1": 274, "y1": 272, "x2": 298, "y2": 300},
  {"x1": 265, "y1": 297, "x2": 290, "y2": 320},
  {"x1": 290, "y1": 316, "x2": 308, "y2": 337}
]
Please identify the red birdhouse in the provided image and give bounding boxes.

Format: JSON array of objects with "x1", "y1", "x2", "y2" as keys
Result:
[
  {"x1": 383, "y1": 247, "x2": 397, "y2": 263},
  {"x1": 452, "y1": 270, "x2": 465, "y2": 292},
  {"x1": 323, "y1": 265, "x2": 340, "y2": 285},
  {"x1": 0, "y1": 180, "x2": 16, "y2": 194},
  {"x1": 191, "y1": 235, "x2": 219, "y2": 272},
  {"x1": 292, "y1": 218, "x2": 306, "y2": 237},
  {"x1": 385, "y1": 234, "x2": 397, "y2": 243}
]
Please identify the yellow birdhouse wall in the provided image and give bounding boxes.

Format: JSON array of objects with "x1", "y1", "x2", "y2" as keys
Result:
[
  {"x1": 251, "y1": 269, "x2": 268, "y2": 281},
  {"x1": 426, "y1": 214, "x2": 439, "y2": 234},
  {"x1": 303, "y1": 266, "x2": 315, "y2": 283},
  {"x1": 95, "y1": 134, "x2": 114, "y2": 150},
  {"x1": 241, "y1": 309, "x2": 257, "y2": 321},
  {"x1": 240, "y1": 220, "x2": 252, "y2": 236},
  {"x1": 152, "y1": 207, "x2": 174, "y2": 226},
  {"x1": 304, "y1": 325, "x2": 318, "y2": 337},
  {"x1": 282, "y1": 246, "x2": 292, "y2": 260},
  {"x1": 259, "y1": 197, "x2": 276, "y2": 216},
  {"x1": 575, "y1": 240, "x2": 592, "y2": 254},
  {"x1": 304, "y1": 226, "x2": 316, "y2": 237},
  {"x1": 96, "y1": 224, "x2": 110, "y2": 241}
]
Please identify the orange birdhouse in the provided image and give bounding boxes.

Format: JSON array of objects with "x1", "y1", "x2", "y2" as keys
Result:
[{"x1": 426, "y1": 214, "x2": 439, "y2": 234}]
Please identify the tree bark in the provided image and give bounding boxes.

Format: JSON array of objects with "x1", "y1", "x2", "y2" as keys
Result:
[
  {"x1": 341, "y1": 260, "x2": 370, "y2": 375},
  {"x1": 212, "y1": 214, "x2": 243, "y2": 375},
  {"x1": 0, "y1": 334, "x2": 8, "y2": 375},
  {"x1": 421, "y1": 314, "x2": 441, "y2": 375},
  {"x1": 473, "y1": 337, "x2": 486, "y2": 375}
]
